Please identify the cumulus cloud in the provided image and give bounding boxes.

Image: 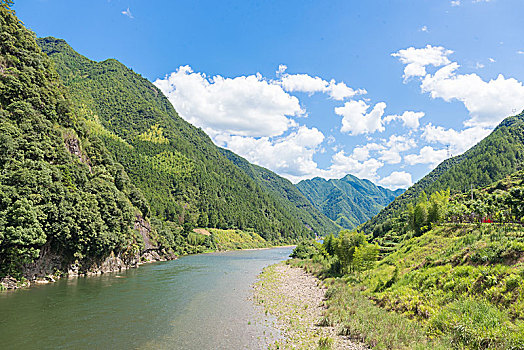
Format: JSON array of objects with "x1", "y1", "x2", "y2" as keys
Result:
[
  {"x1": 404, "y1": 146, "x2": 448, "y2": 168},
  {"x1": 216, "y1": 126, "x2": 325, "y2": 182},
  {"x1": 392, "y1": 45, "x2": 453, "y2": 80},
  {"x1": 384, "y1": 111, "x2": 425, "y2": 129},
  {"x1": 379, "y1": 135, "x2": 417, "y2": 164},
  {"x1": 379, "y1": 171, "x2": 413, "y2": 190},
  {"x1": 422, "y1": 123, "x2": 491, "y2": 155},
  {"x1": 121, "y1": 8, "x2": 134, "y2": 19},
  {"x1": 326, "y1": 151, "x2": 384, "y2": 182},
  {"x1": 277, "y1": 66, "x2": 366, "y2": 100},
  {"x1": 394, "y1": 46, "x2": 524, "y2": 128},
  {"x1": 420, "y1": 64, "x2": 524, "y2": 127},
  {"x1": 336, "y1": 100, "x2": 387, "y2": 135},
  {"x1": 154, "y1": 65, "x2": 303, "y2": 137},
  {"x1": 342, "y1": 135, "x2": 415, "y2": 169}
]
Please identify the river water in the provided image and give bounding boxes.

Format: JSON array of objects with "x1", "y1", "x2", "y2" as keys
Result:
[{"x1": 0, "y1": 246, "x2": 293, "y2": 349}]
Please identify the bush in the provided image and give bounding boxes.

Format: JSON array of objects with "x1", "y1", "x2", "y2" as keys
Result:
[{"x1": 290, "y1": 240, "x2": 320, "y2": 259}]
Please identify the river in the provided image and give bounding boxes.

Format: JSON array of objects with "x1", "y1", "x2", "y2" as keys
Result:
[{"x1": 0, "y1": 246, "x2": 294, "y2": 349}]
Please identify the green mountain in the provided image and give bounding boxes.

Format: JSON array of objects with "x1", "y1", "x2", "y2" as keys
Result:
[
  {"x1": 219, "y1": 148, "x2": 340, "y2": 235},
  {"x1": 37, "y1": 36, "x2": 329, "y2": 243},
  {"x1": 0, "y1": 6, "x2": 153, "y2": 278},
  {"x1": 296, "y1": 174, "x2": 404, "y2": 230},
  {"x1": 362, "y1": 111, "x2": 524, "y2": 237}
]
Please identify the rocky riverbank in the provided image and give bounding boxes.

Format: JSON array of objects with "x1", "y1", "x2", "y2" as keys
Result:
[{"x1": 253, "y1": 263, "x2": 366, "y2": 349}]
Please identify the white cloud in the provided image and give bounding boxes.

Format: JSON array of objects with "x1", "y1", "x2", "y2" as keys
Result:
[
  {"x1": 216, "y1": 126, "x2": 325, "y2": 182},
  {"x1": 379, "y1": 171, "x2": 413, "y2": 190},
  {"x1": 518, "y1": 51, "x2": 524, "y2": 55},
  {"x1": 422, "y1": 123, "x2": 491, "y2": 155},
  {"x1": 121, "y1": 8, "x2": 134, "y2": 19},
  {"x1": 351, "y1": 143, "x2": 383, "y2": 162},
  {"x1": 384, "y1": 111, "x2": 425, "y2": 129},
  {"x1": 475, "y1": 62, "x2": 485, "y2": 69},
  {"x1": 451, "y1": 0, "x2": 461, "y2": 6},
  {"x1": 392, "y1": 45, "x2": 453, "y2": 80},
  {"x1": 404, "y1": 146, "x2": 448, "y2": 168},
  {"x1": 154, "y1": 65, "x2": 303, "y2": 137},
  {"x1": 420, "y1": 63, "x2": 524, "y2": 127},
  {"x1": 345, "y1": 135, "x2": 415, "y2": 167},
  {"x1": 489, "y1": 57, "x2": 496, "y2": 62},
  {"x1": 394, "y1": 46, "x2": 524, "y2": 128},
  {"x1": 379, "y1": 135, "x2": 417, "y2": 164},
  {"x1": 336, "y1": 100, "x2": 387, "y2": 135},
  {"x1": 421, "y1": 26, "x2": 428, "y2": 32},
  {"x1": 326, "y1": 151, "x2": 384, "y2": 182},
  {"x1": 278, "y1": 68, "x2": 366, "y2": 100}
]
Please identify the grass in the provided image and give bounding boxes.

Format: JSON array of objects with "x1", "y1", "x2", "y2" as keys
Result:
[
  {"x1": 290, "y1": 221, "x2": 524, "y2": 349},
  {"x1": 206, "y1": 228, "x2": 270, "y2": 251}
]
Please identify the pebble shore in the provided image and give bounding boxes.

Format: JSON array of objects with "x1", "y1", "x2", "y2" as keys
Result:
[{"x1": 253, "y1": 263, "x2": 366, "y2": 349}]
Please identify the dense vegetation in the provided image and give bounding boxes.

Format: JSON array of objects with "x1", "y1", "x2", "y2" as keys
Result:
[
  {"x1": 291, "y1": 170, "x2": 524, "y2": 349},
  {"x1": 296, "y1": 174, "x2": 403, "y2": 230},
  {"x1": 362, "y1": 111, "x2": 524, "y2": 237},
  {"x1": 37, "y1": 37, "x2": 323, "y2": 244},
  {"x1": 0, "y1": 6, "x2": 149, "y2": 278},
  {"x1": 219, "y1": 148, "x2": 340, "y2": 236}
]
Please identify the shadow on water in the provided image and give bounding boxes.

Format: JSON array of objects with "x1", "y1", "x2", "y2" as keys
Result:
[{"x1": 0, "y1": 247, "x2": 293, "y2": 350}]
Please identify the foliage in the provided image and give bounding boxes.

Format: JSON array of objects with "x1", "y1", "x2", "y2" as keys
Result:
[
  {"x1": 296, "y1": 174, "x2": 403, "y2": 230},
  {"x1": 220, "y1": 148, "x2": 340, "y2": 236},
  {"x1": 290, "y1": 240, "x2": 321, "y2": 259},
  {"x1": 291, "y1": 172, "x2": 524, "y2": 348},
  {"x1": 363, "y1": 111, "x2": 524, "y2": 236},
  {"x1": 37, "y1": 37, "x2": 319, "y2": 243},
  {"x1": 0, "y1": 7, "x2": 144, "y2": 277}
]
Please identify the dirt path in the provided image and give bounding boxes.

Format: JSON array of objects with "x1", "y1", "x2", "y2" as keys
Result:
[{"x1": 253, "y1": 263, "x2": 366, "y2": 349}]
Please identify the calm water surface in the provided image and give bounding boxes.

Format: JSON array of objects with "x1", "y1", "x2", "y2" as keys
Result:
[{"x1": 0, "y1": 246, "x2": 293, "y2": 349}]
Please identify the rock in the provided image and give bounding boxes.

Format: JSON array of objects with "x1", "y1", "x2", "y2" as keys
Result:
[{"x1": 0, "y1": 276, "x2": 19, "y2": 289}]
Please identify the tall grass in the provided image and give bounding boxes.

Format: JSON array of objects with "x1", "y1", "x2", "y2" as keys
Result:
[{"x1": 324, "y1": 283, "x2": 449, "y2": 350}]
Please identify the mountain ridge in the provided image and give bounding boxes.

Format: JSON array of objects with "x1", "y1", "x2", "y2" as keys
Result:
[
  {"x1": 296, "y1": 174, "x2": 404, "y2": 230},
  {"x1": 362, "y1": 110, "x2": 524, "y2": 236},
  {"x1": 37, "y1": 36, "x2": 339, "y2": 242}
]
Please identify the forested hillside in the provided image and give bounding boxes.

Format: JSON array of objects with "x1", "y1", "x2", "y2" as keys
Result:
[
  {"x1": 362, "y1": 111, "x2": 524, "y2": 237},
  {"x1": 0, "y1": 6, "x2": 151, "y2": 279},
  {"x1": 296, "y1": 174, "x2": 403, "y2": 230},
  {"x1": 219, "y1": 148, "x2": 340, "y2": 235},
  {"x1": 37, "y1": 37, "x2": 320, "y2": 242}
]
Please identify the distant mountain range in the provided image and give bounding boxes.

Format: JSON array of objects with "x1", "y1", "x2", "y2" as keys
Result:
[{"x1": 296, "y1": 174, "x2": 404, "y2": 230}]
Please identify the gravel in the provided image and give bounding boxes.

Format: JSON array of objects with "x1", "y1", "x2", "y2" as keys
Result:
[{"x1": 253, "y1": 263, "x2": 366, "y2": 349}]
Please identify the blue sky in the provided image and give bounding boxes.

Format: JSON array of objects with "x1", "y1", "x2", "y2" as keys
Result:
[{"x1": 15, "y1": 0, "x2": 524, "y2": 188}]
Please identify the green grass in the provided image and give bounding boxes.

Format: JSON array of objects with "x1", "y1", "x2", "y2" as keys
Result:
[
  {"x1": 324, "y1": 282, "x2": 448, "y2": 350},
  {"x1": 206, "y1": 228, "x2": 269, "y2": 251}
]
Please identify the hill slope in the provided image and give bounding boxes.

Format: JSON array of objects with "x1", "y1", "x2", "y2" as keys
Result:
[
  {"x1": 296, "y1": 174, "x2": 403, "y2": 230},
  {"x1": 37, "y1": 37, "x2": 328, "y2": 241},
  {"x1": 219, "y1": 149, "x2": 340, "y2": 235},
  {"x1": 0, "y1": 7, "x2": 157, "y2": 279},
  {"x1": 362, "y1": 111, "x2": 524, "y2": 236}
]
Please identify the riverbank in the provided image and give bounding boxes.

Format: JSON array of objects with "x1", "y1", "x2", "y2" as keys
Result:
[{"x1": 253, "y1": 263, "x2": 366, "y2": 349}]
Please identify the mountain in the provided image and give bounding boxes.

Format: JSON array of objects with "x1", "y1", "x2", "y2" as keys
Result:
[
  {"x1": 296, "y1": 174, "x2": 404, "y2": 230},
  {"x1": 219, "y1": 149, "x2": 340, "y2": 235},
  {"x1": 0, "y1": 6, "x2": 158, "y2": 278},
  {"x1": 37, "y1": 36, "x2": 333, "y2": 242},
  {"x1": 362, "y1": 110, "x2": 524, "y2": 237}
]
